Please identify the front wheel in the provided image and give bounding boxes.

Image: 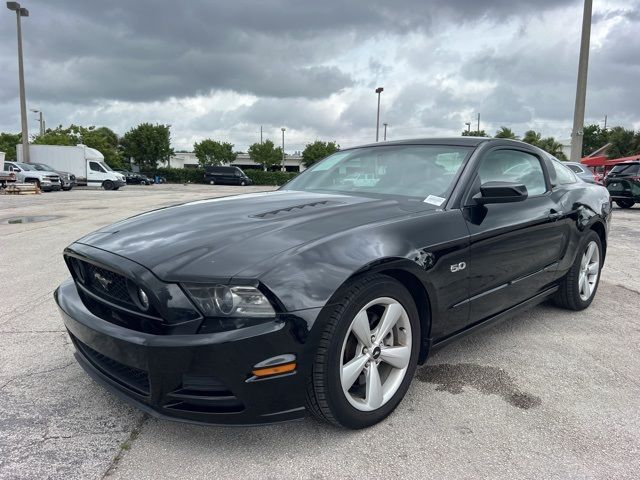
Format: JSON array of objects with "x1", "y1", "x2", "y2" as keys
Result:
[
  {"x1": 554, "y1": 230, "x2": 602, "y2": 311},
  {"x1": 615, "y1": 199, "x2": 635, "y2": 209},
  {"x1": 102, "y1": 180, "x2": 114, "y2": 190},
  {"x1": 306, "y1": 274, "x2": 420, "y2": 429}
]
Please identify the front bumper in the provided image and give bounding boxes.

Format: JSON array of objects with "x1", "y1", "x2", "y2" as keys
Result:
[{"x1": 55, "y1": 278, "x2": 320, "y2": 425}]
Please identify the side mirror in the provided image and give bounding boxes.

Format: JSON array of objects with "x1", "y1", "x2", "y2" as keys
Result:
[{"x1": 473, "y1": 181, "x2": 528, "y2": 205}]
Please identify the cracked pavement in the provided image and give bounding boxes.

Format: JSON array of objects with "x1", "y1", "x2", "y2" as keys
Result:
[{"x1": 1, "y1": 185, "x2": 639, "y2": 479}]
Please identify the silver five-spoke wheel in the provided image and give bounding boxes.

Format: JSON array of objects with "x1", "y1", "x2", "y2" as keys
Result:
[
  {"x1": 578, "y1": 240, "x2": 600, "y2": 301},
  {"x1": 339, "y1": 297, "x2": 412, "y2": 412}
]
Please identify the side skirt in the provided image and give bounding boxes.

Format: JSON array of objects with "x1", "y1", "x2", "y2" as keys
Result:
[{"x1": 427, "y1": 285, "x2": 559, "y2": 354}]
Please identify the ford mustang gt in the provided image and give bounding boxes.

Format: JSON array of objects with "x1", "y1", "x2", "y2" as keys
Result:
[{"x1": 55, "y1": 138, "x2": 611, "y2": 429}]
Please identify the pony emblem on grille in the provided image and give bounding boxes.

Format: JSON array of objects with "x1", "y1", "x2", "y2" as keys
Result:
[{"x1": 93, "y1": 272, "x2": 112, "y2": 290}]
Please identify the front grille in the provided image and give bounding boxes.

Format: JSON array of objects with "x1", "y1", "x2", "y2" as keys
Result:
[
  {"x1": 82, "y1": 261, "x2": 135, "y2": 307},
  {"x1": 72, "y1": 334, "x2": 150, "y2": 396}
]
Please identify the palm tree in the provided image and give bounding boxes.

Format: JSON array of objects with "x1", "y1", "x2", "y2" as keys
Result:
[
  {"x1": 537, "y1": 137, "x2": 567, "y2": 160},
  {"x1": 522, "y1": 130, "x2": 542, "y2": 146},
  {"x1": 494, "y1": 126, "x2": 518, "y2": 139}
]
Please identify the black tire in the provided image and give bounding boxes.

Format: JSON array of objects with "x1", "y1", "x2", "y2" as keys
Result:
[
  {"x1": 62, "y1": 187, "x2": 72, "y2": 191},
  {"x1": 615, "y1": 199, "x2": 635, "y2": 209},
  {"x1": 554, "y1": 230, "x2": 602, "y2": 311},
  {"x1": 240, "y1": 180, "x2": 247, "y2": 186},
  {"x1": 306, "y1": 274, "x2": 421, "y2": 429},
  {"x1": 103, "y1": 180, "x2": 114, "y2": 190}
]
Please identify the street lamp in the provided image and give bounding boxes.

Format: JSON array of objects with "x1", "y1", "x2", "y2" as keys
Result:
[
  {"x1": 465, "y1": 122, "x2": 471, "y2": 133},
  {"x1": 281, "y1": 127, "x2": 286, "y2": 172},
  {"x1": 383, "y1": 122, "x2": 388, "y2": 141},
  {"x1": 7, "y1": 1, "x2": 30, "y2": 162},
  {"x1": 375, "y1": 87, "x2": 384, "y2": 142},
  {"x1": 31, "y1": 108, "x2": 43, "y2": 136}
]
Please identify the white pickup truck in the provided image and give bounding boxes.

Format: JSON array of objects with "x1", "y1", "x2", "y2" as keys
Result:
[{"x1": 3, "y1": 160, "x2": 62, "y2": 191}]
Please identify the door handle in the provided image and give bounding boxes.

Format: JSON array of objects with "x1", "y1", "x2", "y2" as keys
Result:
[{"x1": 548, "y1": 209, "x2": 564, "y2": 221}]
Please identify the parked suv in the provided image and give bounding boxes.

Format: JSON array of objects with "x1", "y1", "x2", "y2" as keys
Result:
[
  {"x1": 3, "y1": 161, "x2": 61, "y2": 191},
  {"x1": 204, "y1": 166, "x2": 252, "y2": 185},
  {"x1": 605, "y1": 161, "x2": 640, "y2": 208},
  {"x1": 32, "y1": 163, "x2": 76, "y2": 191}
]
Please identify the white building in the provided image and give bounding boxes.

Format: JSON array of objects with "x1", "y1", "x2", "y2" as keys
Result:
[{"x1": 160, "y1": 152, "x2": 305, "y2": 172}]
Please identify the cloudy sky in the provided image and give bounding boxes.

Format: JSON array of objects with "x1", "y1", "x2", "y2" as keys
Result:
[{"x1": 1, "y1": 0, "x2": 639, "y2": 152}]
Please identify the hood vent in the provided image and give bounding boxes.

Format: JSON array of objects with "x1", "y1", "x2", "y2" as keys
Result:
[{"x1": 251, "y1": 200, "x2": 341, "y2": 219}]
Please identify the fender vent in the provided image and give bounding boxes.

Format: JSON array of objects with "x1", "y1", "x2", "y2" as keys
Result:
[{"x1": 251, "y1": 201, "x2": 340, "y2": 219}]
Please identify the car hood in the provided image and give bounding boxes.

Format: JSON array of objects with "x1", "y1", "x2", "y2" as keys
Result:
[{"x1": 76, "y1": 190, "x2": 435, "y2": 281}]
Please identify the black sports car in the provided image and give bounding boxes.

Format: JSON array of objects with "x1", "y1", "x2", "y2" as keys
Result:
[{"x1": 55, "y1": 138, "x2": 612, "y2": 429}]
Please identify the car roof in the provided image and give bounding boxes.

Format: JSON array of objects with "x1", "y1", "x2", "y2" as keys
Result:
[{"x1": 342, "y1": 137, "x2": 532, "y2": 150}]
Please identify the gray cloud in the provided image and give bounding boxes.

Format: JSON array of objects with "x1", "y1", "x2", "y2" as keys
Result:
[{"x1": 1, "y1": 0, "x2": 639, "y2": 150}]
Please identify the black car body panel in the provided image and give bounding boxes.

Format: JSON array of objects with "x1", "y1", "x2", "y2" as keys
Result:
[{"x1": 56, "y1": 137, "x2": 612, "y2": 424}]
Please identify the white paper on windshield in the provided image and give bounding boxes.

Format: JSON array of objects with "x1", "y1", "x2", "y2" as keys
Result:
[{"x1": 423, "y1": 195, "x2": 445, "y2": 206}]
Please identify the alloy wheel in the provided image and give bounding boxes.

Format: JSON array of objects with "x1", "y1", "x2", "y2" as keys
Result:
[
  {"x1": 339, "y1": 297, "x2": 412, "y2": 412},
  {"x1": 578, "y1": 240, "x2": 600, "y2": 301}
]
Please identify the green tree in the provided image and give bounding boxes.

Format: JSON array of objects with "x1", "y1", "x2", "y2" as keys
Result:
[
  {"x1": 537, "y1": 137, "x2": 567, "y2": 160},
  {"x1": 193, "y1": 139, "x2": 236, "y2": 166},
  {"x1": 494, "y1": 126, "x2": 518, "y2": 139},
  {"x1": 522, "y1": 130, "x2": 542, "y2": 146},
  {"x1": 581, "y1": 124, "x2": 608, "y2": 156},
  {"x1": 462, "y1": 129, "x2": 488, "y2": 137},
  {"x1": 248, "y1": 140, "x2": 282, "y2": 171},
  {"x1": 0, "y1": 132, "x2": 22, "y2": 160},
  {"x1": 120, "y1": 123, "x2": 173, "y2": 171},
  {"x1": 32, "y1": 124, "x2": 124, "y2": 168},
  {"x1": 301, "y1": 140, "x2": 340, "y2": 168},
  {"x1": 606, "y1": 126, "x2": 638, "y2": 158}
]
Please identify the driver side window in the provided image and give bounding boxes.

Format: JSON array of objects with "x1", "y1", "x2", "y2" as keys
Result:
[
  {"x1": 477, "y1": 150, "x2": 547, "y2": 196},
  {"x1": 89, "y1": 162, "x2": 103, "y2": 172}
]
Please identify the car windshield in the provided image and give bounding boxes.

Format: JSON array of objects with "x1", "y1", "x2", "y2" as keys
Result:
[
  {"x1": 16, "y1": 162, "x2": 37, "y2": 171},
  {"x1": 283, "y1": 145, "x2": 471, "y2": 201},
  {"x1": 100, "y1": 162, "x2": 113, "y2": 172},
  {"x1": 610, "y1": 164, "x2": 638, "y2": 175},
  {"x1": 33, "y1": 164, "x2": 55, "y2": 171}
]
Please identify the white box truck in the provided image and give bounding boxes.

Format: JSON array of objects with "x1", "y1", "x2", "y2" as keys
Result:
[{"x1": 17, "y1": 144, "x2": 125, "y2": 189}]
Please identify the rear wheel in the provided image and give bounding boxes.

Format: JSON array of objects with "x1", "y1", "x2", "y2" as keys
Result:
[
  {"x1": 615, "y1": 199, "x2": 635, "y2": 209},
  {"x1": 306, "y1": 274, "x2": 420, "y2": 429},
  {"x1": 102, "y1": 180, "x2": 114, "y2": 190},
  {"x1": 240, "y1": 180, "x2": 247, "y2": 186},
  {"x1": 554, "y1": 230, "x2": 602, "y2": 311},
  {"x1": 209, "y1": 180, "x2": 216, "y2": 185}
]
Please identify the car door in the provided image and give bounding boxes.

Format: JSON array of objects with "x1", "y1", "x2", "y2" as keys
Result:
[
  {"x1": 88, "y1": 161, "x2": 106, "y2": 185},
  {"x1": 462, "y1": 147, "x2": 568, "y2": 323}
]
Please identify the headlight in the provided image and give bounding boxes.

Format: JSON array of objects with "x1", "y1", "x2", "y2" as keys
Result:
[{"x1": 183, "y1": 284, "x2": 275, "y2": 317}]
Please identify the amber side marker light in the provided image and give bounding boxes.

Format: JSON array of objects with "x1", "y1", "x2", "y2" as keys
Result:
[{"x1": 251, "y1": 362, "x2": 296, "y2": 378}]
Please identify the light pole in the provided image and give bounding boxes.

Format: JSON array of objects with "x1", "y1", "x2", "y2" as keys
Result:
[
  {"x1": 570, "y1": 0, "x2": 593, "y2": 163},
  {"x1": 465, "y1": 122, "x2": 471, "y2": 133},
  {"x1": 477, "y1": 113, "x2": 480, "y2": 133},
  {"x1": 31, "y1": 108, "x2": 43, "y2": 136},
  {"x1": 281, "y1": 127, "x2": 286, "y2": 172},
  {"x1": 7, "y1": 1, "x2": 30, "y2": 162},
  {"x1": 383, "y1": 122, "x2": 388, "y2": 141},
  {"x1": 375, "y1": 87, "x2": 384, "y2": 142}
]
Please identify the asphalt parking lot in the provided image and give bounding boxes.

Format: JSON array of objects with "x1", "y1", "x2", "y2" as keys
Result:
[{"x1": 1, "y1": 184, "x2": 639, "y2": 479}]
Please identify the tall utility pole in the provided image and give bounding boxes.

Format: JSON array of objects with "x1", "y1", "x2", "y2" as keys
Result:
[
  {"x1": 383, "y1": 123, "x2": 388, "y2": 141},
  {"x1": 31, "y1": 108, "x2": 43, "y2": 135},
  {"x1": 7, "y1": 2, "x2": 30, "y2": 163},
  {"x1": 477, "y1": 113, "x2": 480, "y2": 133},
  {"x1": 603, "y1": 115, "x2": 607, "y2": 130},
  {"x1": 570, "y1": 0, "x2": 593, "y2": 163},
  {"x1": 260, "y1": 125, "x2": 263, "y2": 144},
  {"x1": 465, "y1": 122, "x2": 471, "y2": 133},
  {"x1": 375, "y1": 87, "x2": 384, "y2": 142},
  {"x1": 281, "y1": 127, "x2": 286, "y2": 172}
]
